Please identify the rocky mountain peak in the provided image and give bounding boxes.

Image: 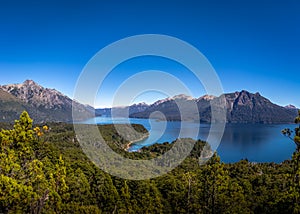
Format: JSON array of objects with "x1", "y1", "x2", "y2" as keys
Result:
[
  {"x1": 240, "y1": 90, "x2": 250, "y2": 94},
  {"x1": 151, "y1": 94, "x2": 194, "y2": 107},
  {"x1": 131, "y1": 102, "x2": 149, "y2": 107},
  {"x1": 23, "y1": 79, "x2": 38, "y2": 86},
  {"x1": 285, "y1": 104, "x2": 297, "y2": 109},
  {"x1": 0, "y1": 79, "x2": 66, "y2": 109},
  {"x1": 235, "y1": 90, "x2": 252, "y2": 105},
  {"x1": 0, "y1": 80, "x2": 95, "y2": 122},
  {"x1": 172, "y1": 94, "x2": 194, "y2": 100},
  {"x1": 198, "y1": 95, "x2": 216, "y2": 101},
  {"x1": 231, "y1": 90, "x2": 266, "y2": 107}
]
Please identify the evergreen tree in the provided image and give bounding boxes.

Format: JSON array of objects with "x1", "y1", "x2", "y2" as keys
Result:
[
  {"x1": 199, "y1": 153, "x2": 248, "y2": 214},
  {"x1": 282, "y1": 110, "x2": 300, "y2": 213},
  {"x1": 0, "y1": 111, "x2": 68, "y2": 213}
]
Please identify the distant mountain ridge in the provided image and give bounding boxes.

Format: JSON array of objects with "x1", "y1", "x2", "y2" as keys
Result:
[
  {"x1": 1, "y1": 80, "x2": 297, "y2": 124},
  {"x1": 0, "y1": 80, "x2": 95, "y2": 123},
  {"x1": 98, "y1": 91, "x2": 298, "y2": 124},
  {"x1": 96, "y1": 102, "x2": 149, "y2": 117}
]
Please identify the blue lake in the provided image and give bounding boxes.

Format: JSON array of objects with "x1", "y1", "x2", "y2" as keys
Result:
[{"x1": 84, "y1": 117, "x2": 297, "y2": 163}]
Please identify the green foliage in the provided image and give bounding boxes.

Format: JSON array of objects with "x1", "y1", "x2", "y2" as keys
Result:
[
  {"x1": 198, "y1": 154, "x2": 249, "y2": 214},
  {"x1": 1, "y1": 111, "x2": 300, "y2": 213},
  {"x1": 282, "y1": 110, "x2": 300, "y2": 213},
  {"x1": 0, "y1": 111, "x2": 98, "y2": 213}
]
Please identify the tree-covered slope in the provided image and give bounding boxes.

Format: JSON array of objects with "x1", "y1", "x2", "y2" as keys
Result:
[
  {"x1": 1, "y1": 112, "x2": 300, "y2": 213},
  {"x1": 0, "y1": 89, "x2": 33, "y2": 123}
]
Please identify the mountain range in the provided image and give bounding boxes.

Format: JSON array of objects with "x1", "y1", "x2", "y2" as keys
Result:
[
  {"x1": 0, "y1": 80, "x2": 96, "y2": 123},
  {"x1": 0, "y1": 80, "x2": 297, "y2": 124},
  {"x1": 97, "y1": 91, "x2": 298, "y2": 124}
]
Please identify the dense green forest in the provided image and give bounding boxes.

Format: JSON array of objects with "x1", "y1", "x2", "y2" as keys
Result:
[{"x1": 0, "y1": 111, "x2": 300, "y2": 213}]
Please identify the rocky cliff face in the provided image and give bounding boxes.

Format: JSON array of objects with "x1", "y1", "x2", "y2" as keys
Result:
[
  {"x1": 224, "y1": 90, "x2": 297, "y2": 123},
  {"x1": 0, "y1": 80, "x2": 95, "y2": 123},
  {"x1": 1, "y1": 80, "x2": 73, "y2": 109}
]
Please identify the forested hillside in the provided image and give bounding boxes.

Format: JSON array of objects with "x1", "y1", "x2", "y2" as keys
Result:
[{"x1": 0, "y1": 112, "x2": 300, "y2": 213}]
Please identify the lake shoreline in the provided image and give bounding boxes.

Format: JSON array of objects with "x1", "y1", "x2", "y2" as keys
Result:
[
  {"x1": 83, "y1": 116, "x2": 296, "y2": 163},
  {"x1": 124, "y1": 133, "x2": 150, "y2": 151}
]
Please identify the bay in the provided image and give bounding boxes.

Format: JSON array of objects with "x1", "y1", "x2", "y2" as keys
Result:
[{"x1": 83, "y1": 116, "x2": 296, "y2": 163}]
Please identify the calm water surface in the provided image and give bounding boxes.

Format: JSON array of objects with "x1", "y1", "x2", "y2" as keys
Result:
[{"x1": 84, "y1": 117, "x2": 296, "y2": 163}]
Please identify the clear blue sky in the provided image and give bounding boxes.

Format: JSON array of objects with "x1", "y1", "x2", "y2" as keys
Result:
[{"x1": 0, "y1": 0, "x2": 299, "y2": 108}]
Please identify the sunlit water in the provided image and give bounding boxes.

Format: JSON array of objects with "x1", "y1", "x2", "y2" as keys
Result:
[{"x1": 83, "y1": 117, "x2": 296, "y2": 163}]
